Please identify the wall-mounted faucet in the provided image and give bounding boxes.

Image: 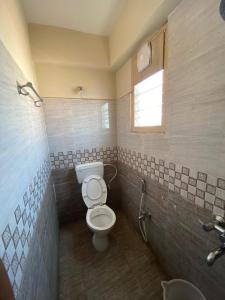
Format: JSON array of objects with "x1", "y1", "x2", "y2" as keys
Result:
[{"x1": 200, "y1": 216, "x2": 225, "y2": 266}]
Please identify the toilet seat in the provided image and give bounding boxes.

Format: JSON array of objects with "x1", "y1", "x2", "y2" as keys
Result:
[{"x1": 82, "y1": 175, "x2": 107, "y2": 208}]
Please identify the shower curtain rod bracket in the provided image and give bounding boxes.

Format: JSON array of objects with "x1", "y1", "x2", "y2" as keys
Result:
[{"x1": 17, "y1": 81, "x2": 43, "y2": 107}]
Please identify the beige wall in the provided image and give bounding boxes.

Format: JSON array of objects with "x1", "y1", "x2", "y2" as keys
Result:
[
  {"x1": 115, "y1": 59, "x2": 132, "y2": 99},
  {"x1": 109, "y1": 0, "x2": 181, "y2": 70},
  {"x1": 27, "y1": 2, "x2": 182, "y2": 99},
  {"x1": 116, "y1": 0, "x2": 225, "y2": 179},
  {"x1": 0, "y1": 0, "x2": 37, "y2": 85},
  {"x1": 0, "y1": 0, "x2": 180, "y2": 99},
  {"x1": 29, "y1": 24, "x2": 115, "y2": 99},
  {"x1": 29, "y1": 24, "x2": 109, "y2": 69},
  {"x1": 36, "y1": 63, "x2": 115, "y2": 99}
]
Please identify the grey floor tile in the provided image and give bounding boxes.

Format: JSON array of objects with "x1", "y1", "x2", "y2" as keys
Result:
[{"x1": 59, "y1": 211, "x2": 168, "y2": 300}]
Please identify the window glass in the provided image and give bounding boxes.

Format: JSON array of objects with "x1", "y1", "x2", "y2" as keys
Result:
[{"x1": 134, "y1": 70, "x2": 164, "y2": 127}]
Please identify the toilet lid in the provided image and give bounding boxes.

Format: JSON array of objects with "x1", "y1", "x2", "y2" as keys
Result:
[{"x1": 82, "y1": 175, "x2": 107, "y2": 208}]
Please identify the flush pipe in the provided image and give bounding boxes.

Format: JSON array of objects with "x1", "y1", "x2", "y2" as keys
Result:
[{"x1": 103, "y1": 164, "x2": 117, "y2": 190}]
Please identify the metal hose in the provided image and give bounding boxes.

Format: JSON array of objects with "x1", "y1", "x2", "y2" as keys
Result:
[
  {"x1": 103, "y1": 166, "x2": 149, "y2": 242},
  {"x1": 104, "y1": 163, "x2": 117, "y2": 190},
  {"x1": 139, "y1": 192, "x2": 148, "y2": 242},
  {"x1": 137, "y1": 176, "x2": 149, "y2": 243}
]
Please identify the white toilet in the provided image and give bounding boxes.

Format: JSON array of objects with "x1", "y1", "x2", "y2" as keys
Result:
[{"x1": 75, "y1": 162, "x2": 116, "y2": 251}]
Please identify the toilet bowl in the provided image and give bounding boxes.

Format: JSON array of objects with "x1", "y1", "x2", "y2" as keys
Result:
[
  {"x1": 75, "y1": 162, "x2": 116, "y2": 251},
  {"x1": 86, "y1": 204, "x2": 116, "y2": 251}
]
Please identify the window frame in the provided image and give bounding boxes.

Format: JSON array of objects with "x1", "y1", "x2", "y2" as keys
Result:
[{"x1": 130, "y1": 25, "x2": 167, "y2": 134}]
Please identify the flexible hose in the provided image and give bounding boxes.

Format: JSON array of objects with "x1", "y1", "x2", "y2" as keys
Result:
[
  {"x1": 137, "y1": 176, "x2": 148, "y2": 243},
  {"x1": 103, "y1": 166, "x2": 148, "y2": 242},
  {"x1": 104, "y1": 163, "x2": 117, "y2": 190},
  {"x1": 139, "y1": 191, "x2": 148, "y2": 242}
]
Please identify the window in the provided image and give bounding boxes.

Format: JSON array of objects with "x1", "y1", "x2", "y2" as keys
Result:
[
  {"x1": 131, "y1": 26, "x2": 166, "y2": 133},
  {"x1": 101, "y1": 103, "x2": 110, "y2": 129},
  {"x1": 133, "y1": 70, "x2": 164, "y2": 128}
]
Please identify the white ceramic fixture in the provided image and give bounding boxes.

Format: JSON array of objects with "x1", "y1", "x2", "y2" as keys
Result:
[{"x1": 75, "y1": 162, "x2": 116, "y2": 251}]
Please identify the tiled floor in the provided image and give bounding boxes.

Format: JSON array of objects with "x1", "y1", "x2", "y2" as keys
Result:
[{"x1": 59, "y1": 211, "x2": 168, "y2": 300}]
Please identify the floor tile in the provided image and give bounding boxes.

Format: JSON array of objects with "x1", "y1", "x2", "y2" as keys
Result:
[{"x1": 59, "y1": 211, "x2": 168, "y2": 300}]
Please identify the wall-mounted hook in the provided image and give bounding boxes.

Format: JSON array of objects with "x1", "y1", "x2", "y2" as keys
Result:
[{"x1": 74, "y1": 86, "x2": 85, "y2": 98}]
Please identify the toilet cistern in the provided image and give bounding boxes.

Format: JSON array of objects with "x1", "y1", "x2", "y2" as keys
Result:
[{"x1": 75, "y1": 162, "x2": 116, "y2": 251}]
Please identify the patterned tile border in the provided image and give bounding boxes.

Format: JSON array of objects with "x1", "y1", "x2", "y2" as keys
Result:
[
  {"x1": 50, "y1": 146, "x2": 117, "y2": 169},
  {"x1": 117, "y1": 146, "x2": 225, "y2": 218},
  {"x1": 0, "y1": 159, "x2": 51, "y2": 298},
  {"x1": 50, "y1": 145, "x2": 225, "y2": 217}
]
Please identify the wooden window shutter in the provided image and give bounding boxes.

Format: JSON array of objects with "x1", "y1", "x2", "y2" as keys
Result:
[{"x1": 132, "y1": 26, "x2": 166, "y2": 86}]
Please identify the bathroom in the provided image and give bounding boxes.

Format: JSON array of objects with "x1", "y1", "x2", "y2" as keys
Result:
[{"x1": 0, "y1": 0, "x2": 225, "y2": 299}]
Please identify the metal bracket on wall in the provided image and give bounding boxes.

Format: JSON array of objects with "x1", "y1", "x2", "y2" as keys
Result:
[
  {"x1": 17, "y1": 81, "x2": 44, "y2": 107},
  {"x1": 200, "y1": 216, "x2": 225, "y2": 266}
]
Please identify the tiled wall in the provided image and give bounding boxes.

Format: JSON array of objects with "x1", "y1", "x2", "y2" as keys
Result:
[
  {"x1": 118, "y1": 147, "x2": 225, "y2": 217},
  {"x1": 117, "y1": 1, "x2": 225, "y2": 180},
  {"x1": 50, "y1": 146, "x2": 117, "y2": 169},
  {"x1": 52, "y1": 164, "x2": 121, "y2": 225},
  {"x1": 116, "y1": 0, "x2": 225, "y2": 215},
  {"x1": 49, "y1": 145, "x2": 119, "y2": 225},
  {"x1": 116, "y1": 1, "x2": 225, "y2": 300},
  {"x1": 43, "y1": 98, "x2": 117, "y2": 155},
  {"x1": 117, "y1": 146, "x2": 225, "y2": 298},
  {"x1": 117, "y1": 161, "x2": 225, "y2": 300},
  {"x1": 0, "y1": 42, "x2": 58, "y2": 299},
  {"x1": 43, "y1": 98, "x2": 119, "y2": 223},
  {"x1": 17, "y1": 176, "x2": 58, "y2": 300},
  {"x1": 0, "y1": 160, "x2": 51, "y2": 296}
]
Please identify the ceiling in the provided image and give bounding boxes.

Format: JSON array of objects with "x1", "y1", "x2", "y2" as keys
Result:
[{"x1": 20, "y1": 0, "x2": 127, "y2": 36}]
